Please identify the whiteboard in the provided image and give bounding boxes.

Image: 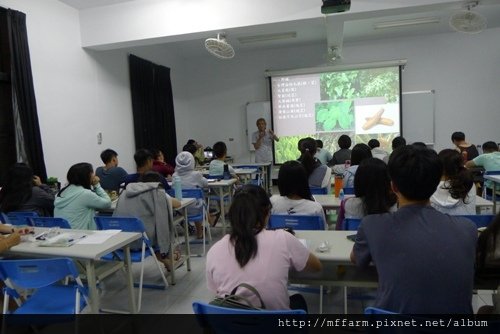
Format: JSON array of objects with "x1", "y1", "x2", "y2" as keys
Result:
[
  {"x1": 401, "y1": 90, "x2": 435, "y2": 145},
  {"x1": 246, "y1": 101, "x2": 271, "y2": 151}
]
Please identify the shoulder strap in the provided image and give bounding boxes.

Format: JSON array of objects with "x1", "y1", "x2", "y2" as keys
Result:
[{"x1": 230, "y1": 283, "x2": 266, "y2": 309}]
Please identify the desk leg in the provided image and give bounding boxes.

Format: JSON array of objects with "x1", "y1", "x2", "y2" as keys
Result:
[
  {"x1": 183, "y1": 207, "x2": 191, "y2": 271},
  {"x1": 85, "y1": 260, "x2": 99, "y2": 314},
  {"x1": 219, "y1": 187, "x2": 226, "y2": 235},
  {"x1": 123, "y1": 245, "x2": 137, "y2": 314}
]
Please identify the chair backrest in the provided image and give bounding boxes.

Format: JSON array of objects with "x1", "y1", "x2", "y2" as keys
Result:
[
  {"x1": 456, "y1": 215, "x2": 495, "y2": 228},
  {"x1": 310, "y1": 187, "x2": 328, "y2": 195},
  {"x1": 0, "y1": 212, "x2": 9, "y2": 224},
  {"x1": 206, "y1": 175, "x2": 223, "y2": 180},
  {"x1": 6, "y1": 211, "x2": 39, "y2": 226},
  {"x1": 344, "y1": 218, "x2": 362, "y2": 231},
  {"x1": 364, "y1": 306, "x2": 397, "y2": 314},
  {"x1": 29, "y1": 217, "x2": 71, "y2": 229},
  {"x1": 0, "y1": 258, "x2": 79, "y2": 290},
  {"x1": 193, "y1": 301, "x2": 306, "y2": 315},
  {"x1": 167, "y1": 188, "x2": 204, "y2": 199},
  {"x1": 343, "y1": 187, "x2": 355, "y2": 195},
  {"x1": 94, "y1": 216, "x2": 146, "y2": 234},
  {"x1": 485, "y1": 171, "x2": 500, "y2": 176},
  {"x1": 268, "y1": 215, "x2": 323, "y2": 230}
]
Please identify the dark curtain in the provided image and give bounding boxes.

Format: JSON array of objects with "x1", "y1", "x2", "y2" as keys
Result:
[
  {"x1": 7, "y1": 9, "x2": 47, "y2": 180},
  {"x1": 129, "y1": 54, "x2": 177, "y2": 165}
]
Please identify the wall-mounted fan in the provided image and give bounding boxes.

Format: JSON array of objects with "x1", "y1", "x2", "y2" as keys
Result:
[
  {"x1": 205, "y1": 33, "x2": 235, "y2": 59},
  {"x1": 449, "y1": 1, "x2": 487, "y2": 34}
]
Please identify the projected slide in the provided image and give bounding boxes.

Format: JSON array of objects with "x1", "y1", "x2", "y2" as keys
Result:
[{"x1": 271, "y1": 66, "x2": 401, "y2": 164}]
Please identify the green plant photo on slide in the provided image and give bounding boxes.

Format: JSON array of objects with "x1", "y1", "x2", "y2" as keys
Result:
[{"x1": 315, "y1": 100, "x2": 354, "y2": 132}]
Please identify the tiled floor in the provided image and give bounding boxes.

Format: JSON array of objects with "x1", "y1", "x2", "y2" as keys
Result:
[{"x1": 95, "y1": 229, "x2": 495, "y2": 314}]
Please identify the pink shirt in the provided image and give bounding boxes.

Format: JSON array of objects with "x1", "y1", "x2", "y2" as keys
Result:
[{"x1": 206, "y1": 229, "x2": 310, "y2": 309}]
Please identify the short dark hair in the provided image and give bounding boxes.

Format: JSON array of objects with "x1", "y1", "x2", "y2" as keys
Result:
[
  {"x1": 134, "y1": 149, "x2": 153, "y2": 168},
  {"x1": 451, "y1": 132, "x2": 465, "y2": 142},
  {"x1": 182, "y1": 144, "x2": 197, "y2": 155},
  {"x1": 315, "y1": 139, "x2": 323, "y2": 149},
  {"x1": 139, "y1": 171, "x2": 164, "y2": 186},
  {"x1": 59, "y1": 163, "x2": 93, "y2": 196},
  {"x1": 482, "y1": 141, "x2": 498, "y2": 152},
  {"x1": 100, "y1": 149, "x2": 118, "y2": 164},
  {"x1": 338, "y1": 135, "x2": 351, "y2": 149},
  {"x1": 278, "y1": 161, "x2": 313, "y2": 201},
  {"x1": 213, "y1": 141, "x2": 227, "y2": 158},
  {"x1": 150, "y1": 148, "x2": 162, "y2": 160},
  {"x1": 412, "y1": 142, "x2": 427, "y2": 149},
  {"x1": 187, "y1": 139, "x2": 196, "y2": 146},
  {"x1": 367, "y1": 139, "x2": 380, "y2": 149},
  {"x1": 350, "y1": 143, "x2": 372, "y2": 166},
  {"x1": 388, "y1": 145, "x2": 442, "y2": 201},
  {"x1": 354, "y1": 158, "x2": 397, "y2": 214},
  {"x1": 391, "y1": 136, "x2": 406, "y2": 150}
]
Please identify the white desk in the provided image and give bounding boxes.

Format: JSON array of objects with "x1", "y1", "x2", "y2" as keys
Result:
[
  {"x1": 207, "y1": 178, "x2": 237, "y2": 234},
  {"x1": 234, "y1": 162, "x2": 272, "y2": 194},
  {"x1": 8, "y1": 230, "x2": 141, "y2": 314},
  {"x1": 171, "y1": 197, "x2": 195, "y2": 285},
  {"x1": 484, "y1": 174, "x2": 500, "y2": 213},
  {"x1": 314, "y1": 194, "x2": 494, "y2": 214}
]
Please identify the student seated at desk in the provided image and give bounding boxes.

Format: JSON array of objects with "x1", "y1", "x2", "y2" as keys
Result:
[
  {"x1": 451, "y1": 131, "x2": 479, "y2": 161},
  {"x1": 0, "y1": 163, "x2": 54, "y2": 217},
  {"x1": 173, "y1": 151, "x2": 208, "y2": 239},
  {"x1": 207, "y1": 185, "x2": 322, "y2": 311},
  {"x1": 336, "y1": 158, "x2": 397, "y2": 230},
  {"x1": 466, "y1": 141, "x2": 500, "y2": 197},
  {"x1": 343, "y1": 143, "x2": 372, "y2": 188},
  {"x1": 54, "y1": 163, "x2": 111, "y2": 230},
  {"x1": 151, "y1": 148, "x2": 175, "y2": 177},
  {"x1": 431, "y1": 149, "x2": 476, "y2": 215},
  {"x1": 208, "y1": 141, "x2": 236, "y2": 178},
  {"x1": 270, "y1": 161, "x2": 326, "y2": 229},
  {"x1": 115, "y1": 172, "x2": 182, "y2": 270},
  {"x1": 350, "y1": 145, "x2": 477, "y2": 314},
  {"x1": 298, "y1": 137, "x2": 331, "y2": 189},
  {"x1": 328, "y1": 134, "x2": 351, "y2": 166},
  {"x1": 95, "y1": 148, "x2": 128, "y2": 192},
  {"x1": 125, "y1": 149, "x2": 171, "y2": 190}
]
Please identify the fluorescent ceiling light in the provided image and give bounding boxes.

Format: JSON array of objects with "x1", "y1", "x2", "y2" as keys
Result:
[
  {"x1": 374, "y1": 17, "x2": 440, "y2": 29},
  {"x1": 237, "y1": 32, "x2": 297, "y2": 44}
]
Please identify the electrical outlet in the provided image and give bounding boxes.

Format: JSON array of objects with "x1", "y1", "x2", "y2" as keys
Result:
[{"x1": 97, "y1": 132, "x2": 102, "y2": 145}]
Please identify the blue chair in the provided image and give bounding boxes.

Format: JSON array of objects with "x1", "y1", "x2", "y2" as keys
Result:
[
  {"x1": 29, "y1": 217, "x2": 71, "y2": 229},
  {"x1": 192, "y1": 301, "x2": 306, "y2": 334},
  {"x1": 168, "y1": 188, "x2": 211, "y2": 256},
  {"x1": 344, "y1": 218, "x2": 362, "y2": 231},
  {"x1": 364, "y1": 306, "x2": 397, "y2": 314},
  {"x1": 456, "y1": 215, "x2": 495, "y2": 228},
  {"x1": 268, "y1": 215, "x2": 324, "y2": 231},
  {"x1": 310, "y1": 186, "x2": 328, "y2": 195},
  {"x1": 343, "y1": 187, "x2": 355, "y2": 195},
  {"x1": 94, "y1": 216, "x2": 168, "y2": 313},
  {"x1": 0, "y1": 258, "x2": 87, "y2": 314},
  {"x1": 6, "y1": 211, "x2": 39, "y2": 226}
]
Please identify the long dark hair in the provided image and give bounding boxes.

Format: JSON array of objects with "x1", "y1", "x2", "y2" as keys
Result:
[
  {"x1": 299, "y1": 137, "x2": 320, "y2": 177},
  {"x1": 228, "y1": 185, "x2": 271, "y2": 268},
  {"x1": 476, "y1": 213, "x2": 500, "y2": 270},
  {"x1": 354, "y1": 158, "x2": 397, "y2": 215},
  {"x1": 58, "y1": 163, "x2": 93, "y2": 196},
  {"x1": 0, "y1": 163, "x2": 34, "y2": 212},
  {"x1": 278, "y1": 161, "x2": 313, "y2": 201},
  {"x1": 438, "y1": 149, "x2": 473, "y2": 202}
]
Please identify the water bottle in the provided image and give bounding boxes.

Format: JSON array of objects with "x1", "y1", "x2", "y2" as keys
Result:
[
  {"x1": 339, "y1": 189, "x2": 345, "y2": 202},
  {"x1": 173, "y1": 175, "x2": 183, "y2": 200}
]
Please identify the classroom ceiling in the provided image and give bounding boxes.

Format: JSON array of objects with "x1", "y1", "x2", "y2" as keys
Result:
[{"x1": 58, "y1": 0, "x2": 500, "y2": 57}]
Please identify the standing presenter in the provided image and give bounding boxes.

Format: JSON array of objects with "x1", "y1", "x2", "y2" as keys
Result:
[{"x1": 252, "y1": 118, "x2": 279, "y2": 163}]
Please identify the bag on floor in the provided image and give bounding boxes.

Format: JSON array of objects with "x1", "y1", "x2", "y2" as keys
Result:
[{"x1": 209, "y1": 283, "x2": 266, "y2": 310}]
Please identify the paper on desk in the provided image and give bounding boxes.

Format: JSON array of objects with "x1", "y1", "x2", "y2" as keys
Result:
[
  {"x1": 77, "y1": 230, "x2": 121, "y2": 244},
  {"x1": 298, "y1": 238, "x2": 307, "y2": 248}
]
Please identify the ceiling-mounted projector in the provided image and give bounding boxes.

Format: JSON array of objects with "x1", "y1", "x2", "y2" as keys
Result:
[{"x1": 321, "y1": 0, "x2": 351, "y2": 14}]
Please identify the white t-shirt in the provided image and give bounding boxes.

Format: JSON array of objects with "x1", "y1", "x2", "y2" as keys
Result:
[
  {"x1": 430, "y1": 180, "x2": 476, "y2": 215},
  {"x1": 270, "y1": 195, "x2": 327, "y2": 228},
  {"x1": 252, "y1": 130, "x2": 274, "y2": 163},
  {"x1": 206, "y1": 229, "x2": 309, "y2": 310}
]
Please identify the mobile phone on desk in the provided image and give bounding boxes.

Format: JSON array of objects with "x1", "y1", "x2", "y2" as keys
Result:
[{"x1": 346, "y1": 234, "x2": 356, "y2": 242}]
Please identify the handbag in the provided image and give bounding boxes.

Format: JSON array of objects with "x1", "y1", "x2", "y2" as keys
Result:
[{"x1": 210, "y1": 283, "x2": 266, "y2": 310}]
